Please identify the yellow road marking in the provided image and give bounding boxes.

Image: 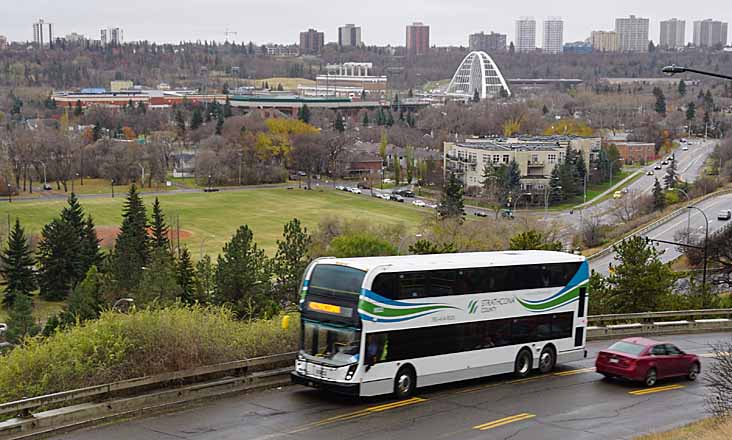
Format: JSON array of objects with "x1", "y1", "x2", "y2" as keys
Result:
[
  {"x1": 629, "y1": 384, "x2": 685, "y2": 396},
  {"x1": 473, "y1": 413, "x2": 536, "y2": 431},
  {"x1": 288, "y1": 397, "x2": 426, "y2": 433},
  {"x1": 554, "y1": 367, "x2": 596, "y2": 377},
  {"x1": 506, "y1": 374, "x2": 549, "y2": 384},
  {"x1": 699, "y1": 352, "x2": 730, "y2": 358}
]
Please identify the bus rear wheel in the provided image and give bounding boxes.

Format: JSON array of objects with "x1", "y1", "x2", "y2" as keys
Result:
[
  {"x1": 514, "y1": 349, "x2": 533, "y2": 378},
  {"x1": 394, "y1": 366, "x2": 416, "y2": 399},
  {"x1": 539, "y1": 346, "x2": 556, "y2": 374}
]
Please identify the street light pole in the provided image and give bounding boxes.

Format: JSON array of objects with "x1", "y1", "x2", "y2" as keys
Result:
[
  {"x1": 6, "y1": 184, "x2": 11, "y2": 203},
  {"x1": 687, "y1": 205, "x2": 709, "y2": 303},
  {"x1": 662, "y1": 65, "x2": 732, "y2": 81},
  {"x1": 111, "y1": 179, "x2": 115, "y2": 198}
]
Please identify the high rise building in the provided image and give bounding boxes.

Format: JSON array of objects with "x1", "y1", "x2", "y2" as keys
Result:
[
  {"x1": 469, "y1": 31, "x2": 507, "y2": 52},
  {"x1": 542, "y1": 17, "x2": 564, "y2": 54},
  {"x1": 406, "y1": 22, "x2": 430, "y2": 56},
  {"x1": 515, "y1": 17, "x2": 536, "y2": 53},
  {"x1": 659, "y1": 19, "x2": 686, "y2": 49},
  {"x1": 693, "y1": 19, "x2": 728, "y2": 48},
  {"x1": 299, "y1": 28, "x2": 324, "y2": 55},
  {"x1": 590, "y1": 31, "x2": 619, "y2": 52},
  {"x1": 615, "y1": 15, "x2": 649, "y2": 52},
  {"x1": 338, "y1": 24, "x2": 362, "y2": 47},
  {"x1": 101, "y1": 27, "x2": 124, "y2": 46},
  {"x1": 65, "y1": 33, "x2": 87, "y2": 44},
  {"x1": 0, "y1": 35, "x2": 7, "y2": 49},
  {"x1": 33, "y1": 19, "x2": 53, "y2": 47}
]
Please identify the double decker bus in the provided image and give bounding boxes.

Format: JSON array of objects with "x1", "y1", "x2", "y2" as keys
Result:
[{"x1": 290, "y1": 251, "x2": 589, "y2": 397}]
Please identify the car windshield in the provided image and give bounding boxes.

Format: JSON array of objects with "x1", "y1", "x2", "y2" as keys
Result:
[
  {"x1": 608, "y1": 341, "x2": 646, "y2": 356},
  {"x1": 301, "y1": 321, "x2": 361, "y2": 366}
]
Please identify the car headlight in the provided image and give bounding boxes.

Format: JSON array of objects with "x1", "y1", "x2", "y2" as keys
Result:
[{"x1": 345, "y1": 364, "x2": 358, "y2": 380}]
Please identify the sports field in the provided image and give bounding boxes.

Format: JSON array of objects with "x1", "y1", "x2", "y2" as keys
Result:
[{"x1": 2, "y1": 188, "x2": 428, "y2": 257}]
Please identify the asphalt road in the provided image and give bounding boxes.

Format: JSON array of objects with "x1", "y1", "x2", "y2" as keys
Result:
[
  {"x1": 58, "y1": 332, "x2": 726, "y2": 440},
  {"x1": 590, "y1": 192, "x2": 732, "y2": 276}
]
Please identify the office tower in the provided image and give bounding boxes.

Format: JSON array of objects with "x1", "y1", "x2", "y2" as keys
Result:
[
  {"x1": 406, "y1": 22, "x2": 430, "y2": 56},
  {"x1": 543, "y1": 17, "x2": 564, "y2": 54},
  {"x1": 615, "y1": 15, "x2": 650, "y2": 52},
  {"x1": 338, "y1": 24, "x2": 362, "y2": 47},
  {"x1": 515, "y1": 17, "x2": 536, "y2": 52}
]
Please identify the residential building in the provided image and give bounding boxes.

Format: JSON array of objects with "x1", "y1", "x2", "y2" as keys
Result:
[
  {"x1": 693, "y1": 19, "x2": 728, "y2": 48},
  {"x1": 338, "y1": 24, "x2": 362, "y2": 47},
  {"x1": 660, "y1": 19, "x2": 686, "y2": 49},
  {"x1": 101, "y1": 27, "x2": 123, "y2": 46},
  {"x1": 563, "y1": 41, "x2": 592, "y2": 54},
  {"x1": 443, "y1": 136, "x2": 601, "y2": 190},
  {"x1": 33, "y1": 19, "x2": 53, "y2": 47},
  {"x1": 606, "y1": 141, "x2": 657, "y2": 165},
  {"x1": 299, "y1": 62, "x2": 387, "y2": 98},
  {"x1": 590, "y1": 31, "x2": 619, "y2": 52},
  {"x1": 542, "y1": 17, "x2": 564, "y2": 54},
  {"x1": 299, "y1": 28, "x2": 324, "y2": 55},
  {"x1": 110, "y1": 80, "x2": 134, "y2": 92},
  {"x1": 406, "y1": 22, "x2": 430, "y2": 56},
  {"x1": 0, "y1": 35, "x2": 7, "y2": 49},
  {"x1": 615, "y1": 15, "x2": 649, "y2": 52},
  {"x1": 468, "y1": 31, "x2": 506, "y2": 52},
  {"x1": 515, "y1": 17, "x2": 536, "y2": 52},
  {"x1": 65, "y1": 32, "x2": 87, "y2": 44},
  {"x1": 264, "y1": 44, "x2": 299, "y2": 57}
]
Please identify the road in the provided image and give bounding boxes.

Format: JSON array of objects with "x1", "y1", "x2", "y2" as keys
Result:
[
  {"x1": 59, "y1": 332, "x2": 725, "y2": 440},
  {"x1": 590, "y1": 192, "x2": 732, "y2": 276}
]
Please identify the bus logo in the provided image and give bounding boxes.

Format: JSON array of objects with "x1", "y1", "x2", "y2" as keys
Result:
[{"x1": 468, "y1": 300, "x2": 479, "y2": 314}]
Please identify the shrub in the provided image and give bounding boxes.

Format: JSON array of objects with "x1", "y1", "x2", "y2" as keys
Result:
[{"x1": 0, "y1": 304, "x2": 299, "y2": 403}]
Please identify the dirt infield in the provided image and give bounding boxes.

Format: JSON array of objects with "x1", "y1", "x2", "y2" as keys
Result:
[{"x1": 96, "y1": 227, "x2": 194, "y2": 248}]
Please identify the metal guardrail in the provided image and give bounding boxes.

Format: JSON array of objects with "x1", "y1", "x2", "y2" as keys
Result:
[
  {"x1": 588, "y1": 308, "x2": 732, "y2": 325},
  {"x1": 587, "y1": 188, "x2": 732, "y2": 263}
]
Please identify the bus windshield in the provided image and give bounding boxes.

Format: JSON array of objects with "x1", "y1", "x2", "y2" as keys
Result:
[
  {"x1": 302, "y1": 321, "x2": 361, "y2": 366},
  {"x1": 309, "y1": 264, "x2": 365, "y2": 297}
]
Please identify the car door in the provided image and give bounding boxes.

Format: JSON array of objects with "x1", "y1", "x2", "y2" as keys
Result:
[
  {"x1": 663, "y1": 344, "x2": 687, "y2": 376},
  {"x1": 649, "y1": 344, "x2": 671, "y2": 378}
]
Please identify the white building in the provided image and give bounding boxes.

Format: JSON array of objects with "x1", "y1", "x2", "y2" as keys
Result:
[
  {"x1": 615, "y1": 15, "x2": 649, "y2": 52},
  {"x1": 542, "y1": 17, "x2": 564, "y2": 54},
  {"x1": 33, "y1": 19, "x2": 53, "y2": 47},
  {"x1": 338, "y1": 24, "x2": 362, "y2": 47},
  {"x1": 693, "y1": 19, "x2": 728, "y2": 48},
  {"x1": 659, "y1": 19, "x2": 685, "y2": 49},
  {"x1": 101, "y1": 27, "x2": 124, "y2": 46},
  {"x1": 515, "y1": 17, "x2": 536, "y2": 53}
]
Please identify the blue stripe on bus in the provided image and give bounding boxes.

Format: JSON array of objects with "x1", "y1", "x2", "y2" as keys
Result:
[{"x1": 519, "y1": 261, "x2": 589, "y2": 305}]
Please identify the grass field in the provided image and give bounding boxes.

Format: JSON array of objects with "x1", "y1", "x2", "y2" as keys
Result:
[
  {"x1": 636, "y1": 417, "x2": 732, "y2": 440},
  {"x1": 0, "y1": 297, "x2": 64, "y2": 323},
  {"x1": 3, "y1": 188, "x2": 428, "y2": 257},
  {"x1": 257, "y1": 77, "x2": 315, "y2": 90}
]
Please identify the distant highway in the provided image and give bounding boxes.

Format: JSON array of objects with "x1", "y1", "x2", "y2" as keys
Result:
[{"x1": 59, "y1": 332, "x2": 724, "y2": 440}]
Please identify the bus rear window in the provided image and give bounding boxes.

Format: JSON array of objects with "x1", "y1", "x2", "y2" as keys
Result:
[{"x1": 309, "y1": 264, "x2": 366, "y2": 297}]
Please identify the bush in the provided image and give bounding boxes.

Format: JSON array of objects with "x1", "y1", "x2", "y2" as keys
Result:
[{"x1": 0, "y1": 304, "x2": 299, "y2": 403}]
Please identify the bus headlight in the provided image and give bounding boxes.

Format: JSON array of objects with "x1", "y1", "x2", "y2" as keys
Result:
[{"x1": 345, "y1": 364, "x2": 358, "y2": 381}]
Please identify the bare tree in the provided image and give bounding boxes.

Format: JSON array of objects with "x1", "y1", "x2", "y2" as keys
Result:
[{"x1": 706, "y1": 337, "x2": 732, "y2": 417}]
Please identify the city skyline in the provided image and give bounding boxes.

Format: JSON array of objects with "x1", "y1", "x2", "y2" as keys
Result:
[{"x1": 1, "y1": 1, "x2": 730, "y2": 47}]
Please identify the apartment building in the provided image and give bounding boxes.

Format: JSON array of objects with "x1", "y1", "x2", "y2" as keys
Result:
[
  {"x1": 615, "y1": 15, "x2": 649, "y2": 52},
  {"x1": 468, "y1": 31, "x2": 507, "y2": 52},
  {"x1": 406, "y1": 22, "x2": 430, "y2": 56},
  {"x1": 515, "y1": 17, "x2": 537, "y2": 52},
  {"x1": 591, "y1": 31, "x2": 619, "y2": 52},
  {"x1": 693, "y1": 19, "x2": 728, "y2": 48},
  {"x1": 660, "y1": 19, "x2": 686, "y2": 49},
  {"x1": 542, "y1": 18, "x2": 564, "y2": 54}
]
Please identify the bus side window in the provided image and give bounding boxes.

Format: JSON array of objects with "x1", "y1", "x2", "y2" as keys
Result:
[
  {"x1": 398, "y1": 272, "x2": 427, "y2": 299},
  {"x1": 372, "y1": 273, "x2": 397, "y2": 299},
  {"x1": 365, "y1": 334, "x2": 387, "y2": 365}
]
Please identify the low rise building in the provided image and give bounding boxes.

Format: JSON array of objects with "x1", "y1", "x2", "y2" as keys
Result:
[
  {"x1": 606, "y1": 140, "x2": 657, "y2": 164},
  {"x1": 591, "y1": 31, "x2": 619, "y2": 52},
  {"x1": 299, "y1": 62, "x2": 387, "y2": 99}
]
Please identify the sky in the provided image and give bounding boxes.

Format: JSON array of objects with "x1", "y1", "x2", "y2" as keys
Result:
[{"x1": 1, "y1": 0, "x2": 729, "y2": 47}]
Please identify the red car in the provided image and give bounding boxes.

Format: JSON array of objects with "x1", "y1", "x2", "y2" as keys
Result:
[{"x1": 595, "y1": 337, "x2": 700, "y2": 387}]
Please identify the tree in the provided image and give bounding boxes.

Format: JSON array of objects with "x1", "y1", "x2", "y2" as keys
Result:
[
  {"x1": 37, "y1": 218, "x2": 78, "y2": 301},
  {"x1": 509, "y1": 230, "x2": 563, "y2": 251},
  {"x1": 653, "y1": 87, "x2": 666, "y2": 116},
  {"x1": 334, "y1": 112, "x2": 345, "y2": 133},
  {"x1": 472, "y1": 89, "x2": 480, "y2": 103},
  {"x1": 45, "y1": 265, "x2": 108, "y2": 334},
  {"x1": 190, "y1": 108, "x2": 203, "y2": 130},
  {"x1": 362, "y1": 112, "x2": 369, "y2": 126},
  {"x1": 508, "y1": 41, "x2": 515, "y2": 54},
  {"x1": 393, "y1": 151, "x2": 401, "y2": 184},
  {"x1": 5, "y1": 293, "x2": 38, "y2": 344},
  {"x1": 405, "y1": 146, "x2": 415, "y2": 184},
  {"x1": 328, "y1": 233, "x2": 397, "y2": 258},
  {"x1": 74, "y1": 100, "x2": 83, "y2": 117},
  {"x1": 194, "y1": 255, "x2": 216, "y2": 305},
  {"x1": 1, "y1": 219, "x2": 36, "y2": 307},
  {"x1": 542, "y1": 104, "x2": 549, "y2": 115},
  {"x1": 438, "y1": 172, "x2": 465, "y2": 221},
  {"x1": 297, "y1": 104, "x2": 311, "y2": 124},
  {"x1": 150, "y1": 197, "x2": 170, "y2": 253},
  {"x1": 652, "y1": 177, "x2": 666, "y2": 211},
  {"x1": 215, "y1": 113, "x2": 224, "y2": 135},
  {"x1": 223, "y1": 97, "x2": 233, "y2": 118},
  {"x1": 408, "y1": 239, "x2": 456, "y2": 255},
  {"x1": 273, "y1": 219, "x2": 311, "y2": 305},
  {"x1": 704, "y1": 90, "x2": 715, "y2": 111},
  {"x1": 111, "y1": 185, "x2": 149, "y2": 292},
  {"x1": 686, "y1": 102, "x2": 696, "y2": 121},
  {"x1": 134, "y1": 249, "x2": 181, "y2": 306},
  {"x1": 549, "y1": 165, "x2": 563, "y2": 204},
  {"x1": 379, "y1": 130, "x2": 388, "y2": 162},
  {"x1": 175, "y1": 110, "x2": 186, "y2": 139},
  {"x1": 177, "y1": 247, "x2": 196, "y2": 304},
  {"x1": 678, "y1": 80, "x2": 686, "y2": 97},
  {"x1": 664, "y1": 158, "x2": 677, "y2": 189},
  {"x1": 215, "y1": 225, "x2": 273, "y2": 319}
]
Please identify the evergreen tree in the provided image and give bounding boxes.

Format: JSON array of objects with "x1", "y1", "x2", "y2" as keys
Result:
[
  {"x1": 406, "y1": 112, "x2": 416, "y2": 128},
  {"x1": 408, "y1": 240, "x2": 456, "y2": 255},
  {"x1": 92, "y1": 123, "x2": 102, "y2": 141},
  {"x1": 653, "y1": 87, "x2": 667, "y2": 116},
  {"x1": 652, "y1": 178, "x2": 666, "y2": 211},
  {"x1": 215, "y1": 225, "x2": 273, "y2": 319},
  {"x1": 150, "y1": 197, "x2": 170, "y2": 253},
  {"x1": 379, "y1": 130, "x2": 388, "y2": 162},
  {"x1": 542, "y1": 104, "x2": 549, "y2": 115},
  {"x1": 509, "y1": 230, "x2": 563, "y2": 251},
  {"x1": 438, "y1": 172, "x2": 466, "y2": 221},
  {"x1": 74, "y1": 100, "x2": 83, "y2": 117},
  {"x1": 273, "y1": 219, "x2": 312, "y2": 305},
  {"x1": 678, "y1": 80, "x2": 686, "y2": 97},
  {"x1": 216, "y1": 113, "x2": 224, "y2": 135},
  {"x1": 5, "y1": 293, "x2": 38, "y2": 344},
  {"x1": 194, "y1": 255, "x2": 216, "y2": 305},
  {"x1": 575, "y1": 153, "x2": 587, "y2": 193},
  {"x1": 362, "y1": 112, "x2": 369, "y2": 126},
  {"x1": 405, "y1": 146, "x2": 415, "y2": 184},
  {"x1": 37, "y1": 218, "x2": 78, "y2": 301},
  {"x1": 504, "y1": 160, "x2": 521, "y2": 194},
  {"x1": 393, "y1": 151, "x2": 401, "y2": 184},
  {"x1": 80, "y1": 216, "x2": 103, "y2": 272},
  {"x1": 298, "y1": 104, "x2": 311, "y2": 123},
  {"x1": 686, "y1": 102, "x2": 696, "y2": 121},
  {"x1": 111, "y1": 185, "x2": 149, "y2": 292},
  {"x1": 190, "y1": 107, "x2": 203, "y2": 130},
  {"x1": 704, "y1": 90, "x2": 715, "y2": 111},
  {"x1": 334, "y1": 112, "x2": 345, "y2": 133},
  {"x1": 177, "y1": 247, "x2": 196, "y2": 304},
  {"x1": 223, "y1": 97, "x2": 233, "y2": 118},
  {"x1": 134, "y1": 249, "x2": 181, "y2": 306},
  {"x1": 45, "y1": 265, "x2": 107, "y2": 334},
  {"x1": 664, "y1": 158, "x2": 677, "y2": 189},
  {"x1": 472, "y1": 89, "x2": 480, "y2": 103},
  {"x1": 549, "y1": 165, "x2": 563, "y2": 204},
  {"x1": 175, "y1": 110, "x2": 186, "y2": 138},
  {"x1": 1, "y1": 219, "x2": 36, "y2": 307},
  {"x1": 385, "y1": 109, "x2": 394, "y2": 126}
]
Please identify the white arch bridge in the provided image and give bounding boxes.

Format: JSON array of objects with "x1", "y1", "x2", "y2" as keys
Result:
[{"x1": 446, "y1": 51, "x2": 511, "y2": 100}]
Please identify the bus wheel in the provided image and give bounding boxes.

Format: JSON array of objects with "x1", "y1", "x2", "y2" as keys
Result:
[
  {"x1": 514, "y1": 349, "x2": 533, "y2": 378},
  {"x1": 539, "y1": 346, "x2": 556, "y2": 374},
  {"x1": 394, "y1": 366, "x2": 416, "y2": 399}
]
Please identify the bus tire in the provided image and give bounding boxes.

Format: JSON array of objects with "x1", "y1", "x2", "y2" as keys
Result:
[
  {"x1": 394, "y1": 366, "x2": 416, "y2": 399},
  {"x1": 514, "y1": 348, "x2": 533, "y2": 378},
  {"x1": 538, "y1": 345, "x2": 556, "y2": 374}
]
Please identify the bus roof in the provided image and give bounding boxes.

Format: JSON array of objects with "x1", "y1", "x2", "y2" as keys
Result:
[{"x1": 315, "y1": 250, "x2": 585, "y2": 273}]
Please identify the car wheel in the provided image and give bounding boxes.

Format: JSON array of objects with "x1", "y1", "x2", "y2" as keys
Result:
[
  {"x1": 687, "y1": 363, "x2": 700, "y2": 381},
  {"x1": 394, "y1": 366, "x2": 416, "y2": 399},
  {"x1": 600, "y1": 372, "x2": 613, "y2": 380},
  {"x1": 644, "y1": 368, "x2": 657, "y2": 387},
  {"x1": 514, "y1": 349, "x2": 533, "y2": 378},
  {"x1": 538, "y1": 346, "x2": 556, "y2": 374}
]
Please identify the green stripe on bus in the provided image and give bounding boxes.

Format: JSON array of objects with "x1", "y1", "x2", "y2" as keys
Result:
[
  {"x1": 517, "y1": 289, "x2": 579, "y2": 311},
  {"x1": 358, "y1": 300, "x2": 456, "y2": 317}
]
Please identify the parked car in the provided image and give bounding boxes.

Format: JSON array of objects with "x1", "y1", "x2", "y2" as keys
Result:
[
  {"x1": 682, "y1": 145, "x2": 689, "y2": 151},
  {"x1": 718, "y1": 210, "x2": 732, "y2": 221},
  {"x1": 412, "y1": 200, "x2": 427, "y2": 207},
  {"x1": 654, "y1": 164, "x2": 663, "y2": 170},
  {"x1": 335, "y1": 185, "x2": 346, "y2": 191},
  {"x1": 646, "y1": 170, "x2": 654, "y2": 176},
  {"x1": 474, "y1": 211, "x2": 488, "y2": 217},
  {"x1": 390, "y1": 194, "x2": 404, "y2": 202},
  {"x1": 613, "y1": 191, "x2": 623, "y2": 199},
  {"x1": 357, "y1": 182, "x2": 371, "y2": 189},
  {"x1": 500, "y1": 209, "x2": 514, "y2": 219},
  {"x1": 380, "y1": 193, "x2": 391, "y2": 201},
  {"x1": 350, "y1": 187, "x2": 362, "y2": 194},
  {"x1": 0, "y1": 323, "x2": 7, "y2": 335},
  {"x1": 680, "y1": 138, "x2": 687, "y2": 143},
  {"x1": 595, "y1": 337, "x2": 700, "y2": 387},
  {"x1": 394, "y1": 189, "x2": 416, "y2": 198}
]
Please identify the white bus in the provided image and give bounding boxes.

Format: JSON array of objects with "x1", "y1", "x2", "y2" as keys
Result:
[{"x1": 290, "y1": 251, "x2": 589, "y2": 398}]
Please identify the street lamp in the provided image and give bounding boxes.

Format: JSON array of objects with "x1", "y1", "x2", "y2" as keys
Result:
[
  {"x1": 687, "y1": 205, "x2": 709, "y2": 301},
  {"x1": 112, "y1": 298, "x2": 134, "y2": 312},
  {"x1": 111, "y1": 179, "x2": 115, "y2": 198},
  {"x1": 6, "y1": 184, "x2": 11, "y2": 203},
  {"x1": 609, "y1": 158, "x2": 623, "y2": 187},
  {"x1": 544, "y1": 185, "x2": 561, "y2": 219},
  {"x1": 670, "y1": 188, "x2": 691, "y2": 238},
  {"x1": 662, "y1": 65, "x2": 732, "y2": 81}
]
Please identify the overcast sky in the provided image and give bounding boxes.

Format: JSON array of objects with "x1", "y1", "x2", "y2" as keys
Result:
[{"x1": 2, "y1": 0, "x2": 729, "y2": 46}]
